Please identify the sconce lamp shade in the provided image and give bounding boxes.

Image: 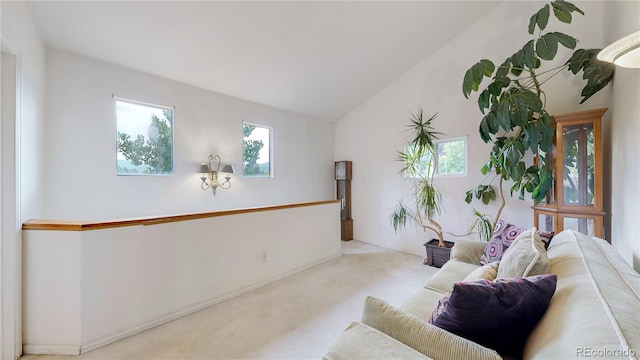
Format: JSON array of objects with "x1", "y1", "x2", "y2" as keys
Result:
[
  {"x1": 221, "y1": 164, "x2": 235, "y2": 174},
  {"x1": 198, "y1": 163, "x2": 211, "y2": 175},
  {"x1": 598, "y1": 30, "x2": 640, "y2": 68}
]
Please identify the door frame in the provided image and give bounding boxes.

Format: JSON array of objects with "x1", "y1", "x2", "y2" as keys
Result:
[{"x1": 1, "y1": 37, "x2": 23, "y2": 360}]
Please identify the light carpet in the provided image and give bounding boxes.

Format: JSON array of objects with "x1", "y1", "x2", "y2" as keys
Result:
[{"x1": 20, "y1": 240, "x2": 438, "y2": 360}]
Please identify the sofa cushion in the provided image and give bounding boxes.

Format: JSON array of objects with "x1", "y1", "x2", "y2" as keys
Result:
[
  {"x1": 463, "y1": 261, "x2": 499, "y2": 281},
  {"x1": 450, "y1": 239, "x2": 490, "y2": 265},
  {"x1": 497, "y1": 228, "x2": 550, "y2": 278},
  {"x1": 480, "y1": 221, "x2": 554, "y2": 265},
  {"x1": 424, "y1": 259, "x2": 479, "y2": 293},
  {"x1": 429, "y1": 274, "x2": 557, "y2": 357},
  {"x1": 399, "y1": 288, "x2": 447, "y2": 322},
  {"x1": 361, "y1": 296, "x2": 501, "y2": 360}
]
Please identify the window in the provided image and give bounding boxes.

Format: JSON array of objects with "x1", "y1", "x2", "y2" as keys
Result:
[
  {"x1": 242, "y1": 123, "x2": 272, "y2": 177},
  {"x1": 434, "y1": 137, "x2": 467, "y2": 176},
  {"x1": 406, "y1": 137, "x2": 467, "y2": 178},
  {"x1": 115, "y1": 98, "x2": 174, "y2": 176}
]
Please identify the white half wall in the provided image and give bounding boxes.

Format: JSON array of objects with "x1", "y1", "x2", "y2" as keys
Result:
[
  {"x1": 334, "y1": 1, "x2": 609, "y2": 256},
  {"x1": 603, "y1": 1, "x2": 640, "y2": 272},
  {"x1": 23, "y1": 201, "x2": 341, "y2": 355},
  {"x1": 43, "y1": 48, "x2": 335, "y2": 220}
]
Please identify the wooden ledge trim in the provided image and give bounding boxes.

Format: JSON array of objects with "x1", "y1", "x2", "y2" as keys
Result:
[{"x1": 22, "y1": 200, "x2": 340, "y2": 231}]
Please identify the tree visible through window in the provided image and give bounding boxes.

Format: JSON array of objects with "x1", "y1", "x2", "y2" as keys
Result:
[
  {"x1": 116, "y1": 98, "x2": 174, "y2": 175},
  {"x1": 435, "y1": 138, "x2": 466, "y2": 175},
  {"x1": 243, "y1": 123, "x2": 271, "y2": 177},
  {"x1": 406, "y1": 137, "x2": 466, "y2": 177}
]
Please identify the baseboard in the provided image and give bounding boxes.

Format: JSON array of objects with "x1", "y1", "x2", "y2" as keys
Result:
[
  {"x1": 80, "y1": 251, "x2": 342, "y2": 354},
  {"x1": 23, "y1": 344, "x2": 80, "y2": 355}
]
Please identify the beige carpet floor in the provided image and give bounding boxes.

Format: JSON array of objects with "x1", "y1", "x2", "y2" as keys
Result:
[{"x1": 20, "y1": 240, "x2": 438, "y2": 360}]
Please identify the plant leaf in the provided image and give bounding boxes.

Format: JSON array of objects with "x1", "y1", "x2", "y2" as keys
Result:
[
  {"x1": 465, "y1": 190, "x2": 473, "y2": 204},
  {"x1": 514, "y1": 95, "x2": 529, "y2": 126},
  {"x1": 463, "y1": 60, "x2": 494, "y2": 98},
  {"x1": 514, "y1": 49, "x2": 525, "y2": 72},
  {"x1": 525, "y1": 127, "x2": 540, "y2": 150},
  {"x1": 510, "y1": 54, "x2": 523, "y2": 76},
  {"x1": 539, "y1": 166, "x2": 553, "y2": 194},
  {"x1": 487, "y1": 110, "x2": 499, "y2": 134},
  {"x1": 523, "y1": 40, "x2": 537, "y2": 69},
  {"x1": 566, "y1": 48, "x2": 592, "y2": 73},
  {"x1": 551, "y1": 32, "x2": 577, "y2": 49},
  {"x1": 551, "y1": 2, "x2": 572, "y2": 23},
  {"x1": 496, "y1": 102, "x2": 512, "y2": 131},
  {"x1": 538, "y1": 112, "x2": 555, "y2": 151},
  {"x1": 481, "y1": 162, "x2": 490, "y2": 175},
  {"x1": 528, "y1": 11, "x2": 538, "y2": 35},
  {"x1": 463, "y1": 67, "x2": 475, "y2": 98},
  {"x1": 496, "y1": 58, "x2": 510, "y2": 78},
  {"x1": 537, "y1": 5, "x2": 550, "y2": 31},
  {"x1": 480, "y1": 59, "x2": 495, "y2": 76},
  {"x1": 553, "y1": 0, "x2": 584, "y2": 16},
  {"x1": 478, "y1": 90, "x2": 490, "y2": 113},
  {"x1": 536, "y1": 33, "x2": 559, "y2": 60},
  {"x1": 519, "y1": 89, "x2": 543, "y2": 113},
  {"x1": 488, "y1": 77, "x2": 510, "y2": 96},
  {"x1": 566, "y1": 49, "x2": 615, "y2": 103},
  {"x1": 479, "y1": 114, "x2": 492, "y2": 142},
  {"x1": 529, "y1": 4, "x2": 549, "y2": 35},
  {"x1": 580, "y1": 53, "x2": 615, "y2": 103},
  {"x1": 529, "y1": 4, "x2": 550, "y2": 34}
]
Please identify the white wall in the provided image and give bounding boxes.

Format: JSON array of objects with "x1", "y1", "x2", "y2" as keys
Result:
[
  {"x1": 603, "y1": 1, "x2": 640, "y2": 272},
  {"x1": 1, "y1": 0, "x2": 46, "y2": 222},
  {"x1": 335, "y1": 1, "x2": 609, "y2": 256},
  {"x1": 1, "y1": 2, "x2": 46, "y2": 358},
  {"x1": 43, "y1": 48, "x2": 335, "y2": 220}
]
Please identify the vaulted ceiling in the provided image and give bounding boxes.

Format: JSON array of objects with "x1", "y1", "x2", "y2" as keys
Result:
[{"x1": 28, "y1": 1, "x2": 501, "y2": 121}]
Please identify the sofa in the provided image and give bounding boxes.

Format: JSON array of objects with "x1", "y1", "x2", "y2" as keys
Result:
[{"x1": 323, "y1": 229, "x2": 640, "y2": 359}]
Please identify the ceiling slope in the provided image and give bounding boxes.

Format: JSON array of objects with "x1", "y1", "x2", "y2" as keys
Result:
[{"x1": 28, "y1": 1, "x2": 501, "y2": 121}]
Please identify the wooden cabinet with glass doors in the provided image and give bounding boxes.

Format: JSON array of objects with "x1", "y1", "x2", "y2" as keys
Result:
[{"x1": 533, "y1": 108, "x2": 607, "y2": 239}]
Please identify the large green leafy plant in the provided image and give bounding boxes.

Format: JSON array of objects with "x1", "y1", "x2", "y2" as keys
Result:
[{"x1": 462, "y1": 0, "x2": 614, "y2": 217}]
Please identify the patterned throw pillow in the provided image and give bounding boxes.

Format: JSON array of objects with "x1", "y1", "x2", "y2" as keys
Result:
[
  {"x1": 428, "y1": 274, "x2": 557, "y2": 357},
  {"x1": 479, "y1": 221, "x2": 554, "y2": 265}
]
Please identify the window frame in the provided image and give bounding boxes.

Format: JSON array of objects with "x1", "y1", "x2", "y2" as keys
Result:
[
  {"x1": 114, "y1": 96, "x2": 175, "y2": 176},
  {"x1": 242, "y1": 122, "x2": 273, "y2": 178}
]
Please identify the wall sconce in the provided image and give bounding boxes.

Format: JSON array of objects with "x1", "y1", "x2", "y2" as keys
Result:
[
  {"x1": 198, "y1": 154, "x2": 235, "y2": 195},
  {"x1": 598, "y1": 30, "x2": 640, "y2": 68}
]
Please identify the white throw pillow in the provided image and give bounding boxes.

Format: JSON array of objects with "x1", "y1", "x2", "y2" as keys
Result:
[{"x1": 497, "y1": 227, "x2": 550, "y2": 278}]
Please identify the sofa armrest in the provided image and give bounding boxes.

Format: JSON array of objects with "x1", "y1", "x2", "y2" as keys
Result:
[
  {"x1": 322, "y1": 322, "x2": 433, "y2": 360},
  {"x1": 451, "y1": 239, "x2": 488, "y2": 265}
]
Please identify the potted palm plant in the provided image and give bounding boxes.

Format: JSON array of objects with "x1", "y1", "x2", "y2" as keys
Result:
[{"x1": 390, "y1": 108, "x2": 454, "y2": 267}]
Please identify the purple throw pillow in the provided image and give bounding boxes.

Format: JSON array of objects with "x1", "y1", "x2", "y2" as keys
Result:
[
  {"x1": 428, "y1": 274, "x2": 557, "y2": 357},
  {"x1": 480, "y1": 221, "x2": 554, "y2": 265}
]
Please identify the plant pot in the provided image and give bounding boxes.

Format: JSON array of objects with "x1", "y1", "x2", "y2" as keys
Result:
[{"x1": 423, "y1": 239, "x2": 454, "y2": 268}]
